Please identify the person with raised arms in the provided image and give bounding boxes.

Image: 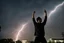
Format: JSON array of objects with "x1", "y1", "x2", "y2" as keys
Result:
[{"x1": 32, "y1": 9, "x2": 47, "y2": 43}]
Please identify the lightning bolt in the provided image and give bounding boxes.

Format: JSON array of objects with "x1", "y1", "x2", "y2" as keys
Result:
[
  {"x1": 48, "y1": 1, "x2": 64, "y2": 18},
  {"x1": 15, "y1": 23, "x2": 27, "y2": 41},
  {"x1": 15, "y1": 1, "x2": 64, "y2": 41}
]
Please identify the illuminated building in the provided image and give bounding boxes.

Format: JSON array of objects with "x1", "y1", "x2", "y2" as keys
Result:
[{"x1": 47, "y1": 38, "x2": 64, "y2": 43}]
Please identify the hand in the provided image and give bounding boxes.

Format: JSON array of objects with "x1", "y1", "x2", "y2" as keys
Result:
[
  {"x1": 44, "y1": 9, "x2": 47, "y2": 13},
  {"x1": 33, "y1": 11, "x2": 36, "y2": 14},
  {"x1": 44, "y1": 9, "x2": 47, "y2": 16}
]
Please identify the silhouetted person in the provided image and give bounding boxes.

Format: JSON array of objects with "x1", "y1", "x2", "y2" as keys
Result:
[{"x1": 32, "y1": 10, "x2": 47, "y2": 43}]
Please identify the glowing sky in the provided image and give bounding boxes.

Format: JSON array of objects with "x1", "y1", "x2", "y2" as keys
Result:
[
  {"x1": 0, "y1": 0, "x2": 64, "y2": 41},
  {"x1": 15, "y1": 23, "x2": 28, "y2": 41}
]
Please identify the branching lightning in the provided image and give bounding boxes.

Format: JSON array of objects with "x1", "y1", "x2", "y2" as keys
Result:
[
  {"x1": 15, "y1": 1, "x2": 64, "y2": 41},
  {"x1": 48, "y1": 1, "x2": 64, "y2": 18},
  {"x1": 15, "y1": 23, "x2": 27, "y2": 41}
]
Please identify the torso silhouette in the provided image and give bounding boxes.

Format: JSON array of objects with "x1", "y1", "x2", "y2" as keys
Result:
[
  {"x1": 34, "y1": 23, "x2": 45, "y2": 36},
  {"x1": 32, "y1": 16, "x2": 47, "y2": 37}
]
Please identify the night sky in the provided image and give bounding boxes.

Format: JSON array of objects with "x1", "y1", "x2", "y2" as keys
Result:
[{"x1": 0, "y1": 0, "x2": 64, "y2": 41}]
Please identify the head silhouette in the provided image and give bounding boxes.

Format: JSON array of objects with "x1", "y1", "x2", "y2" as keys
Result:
[{"x1": 36, "y1": 17, "x2": 42, "y2": 23}]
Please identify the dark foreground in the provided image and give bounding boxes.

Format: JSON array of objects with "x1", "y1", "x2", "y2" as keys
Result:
[{"x1": 0, "y1": 38, "x2": 64, "y2": 43}]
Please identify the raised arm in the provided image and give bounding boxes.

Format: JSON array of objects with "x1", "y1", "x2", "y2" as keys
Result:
[
  {"x1": 42, "y1": 10, "x2": 47, "y2": 25},
  {"x1": 32, "y1": 11, "x2": 36, "y2": 25},
  {"x1": 32, "y1": 11, "x2": 35, "y2": 18},
  {"x1": 0, "y1": 26, "x2": 1, "y2": 32}
]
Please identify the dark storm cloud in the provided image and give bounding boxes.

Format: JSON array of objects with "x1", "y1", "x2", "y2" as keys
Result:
[{"x1": 0, "y1": 0, "x2": 64, "y2": 41}]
